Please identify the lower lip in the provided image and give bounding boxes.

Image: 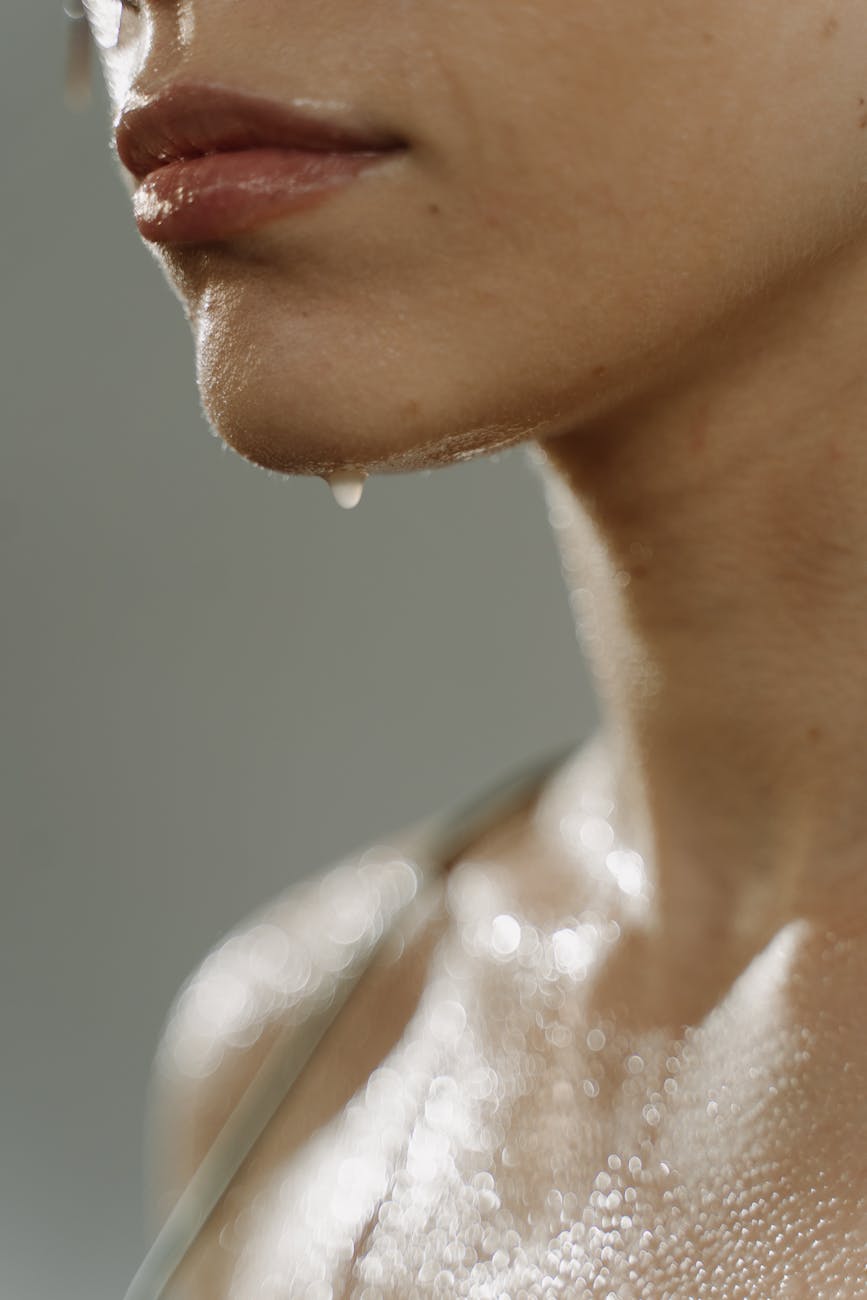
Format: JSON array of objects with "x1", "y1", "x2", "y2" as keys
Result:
[{"x1": 131, "y1": 146, "x2": 404, "y2": 244}]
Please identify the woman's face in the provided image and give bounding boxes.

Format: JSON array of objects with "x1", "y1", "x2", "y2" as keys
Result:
[{"x1": 90, "y1": 1, "x2": 866, "y2": 478}]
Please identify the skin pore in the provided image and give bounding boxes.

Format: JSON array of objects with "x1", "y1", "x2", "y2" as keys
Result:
[{"x1": 90, "y1": 1, "x2": 867, "y2": 1292}]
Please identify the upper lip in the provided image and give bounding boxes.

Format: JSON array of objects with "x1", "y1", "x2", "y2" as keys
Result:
[{"x1": 114, "y1": 80, "x2": 408, "y2": 181}]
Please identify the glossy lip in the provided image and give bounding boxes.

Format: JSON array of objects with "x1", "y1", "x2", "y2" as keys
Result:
[
  {"x1": 131, "y1": 148, "x2": 402, "y2": 244},
  {"x1": 114, "y1": 79, "x2": 409, "y2": 181}
]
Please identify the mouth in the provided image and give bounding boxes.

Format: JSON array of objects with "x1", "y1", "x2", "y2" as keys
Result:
[{"x1": 113, "y1": 79, "x2": 409, "y2": 244}]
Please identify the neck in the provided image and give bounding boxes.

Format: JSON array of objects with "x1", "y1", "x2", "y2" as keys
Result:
[{"x1": 532, "y1": 234, "x2": 867, "y2": 955}]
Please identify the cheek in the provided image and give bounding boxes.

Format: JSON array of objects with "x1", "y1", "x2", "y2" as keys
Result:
[{"x1": 425, "y1": 3, "x2": 862, "y2": 397}]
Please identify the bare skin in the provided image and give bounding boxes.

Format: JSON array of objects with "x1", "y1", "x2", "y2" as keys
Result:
[
  {"x1": 150, "y1": 764, "x2": 867, "y2": 1298},
  {"x1": 85, "y1": 1, "x2": 867, "y2": 1294}
]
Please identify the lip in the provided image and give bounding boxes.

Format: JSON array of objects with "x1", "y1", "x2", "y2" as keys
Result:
[
  {"x1": 114, "y1": 80, "x2": 409, "y2": 243},
  {"x1": 114, "y1": 80, "x2": 408, "y2": 179}
]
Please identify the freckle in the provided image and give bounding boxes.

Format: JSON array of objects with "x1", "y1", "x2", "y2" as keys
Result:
[
  {"x1": 591, "y1": 364, "x2": 607, "y2": 378},
  {"x1": 702, "y1": 31, "x2": 715, "y2": 45},
  {"x1": 858, "y1": 114, "x2": 867, "y2": 129},
  {"x1": 428, "y1": 202, "x2": 441, "y2": 215},
  {"x1": 632, "y1": 563, "x2": 649, "y2": 579},
  {"x1": 402, "y1": 399, "x2": 420, "y2": 418},
  {"x1": 859, "y1": 98, "x2": 865, "y2": 107},
  {"x1": 807, "y1": 725, "x2": 822, "y2": 743},
  {"x1": 822, "y1": 15, "x2": 840, "y2": 37},
  {"x1": 828, "y1": 437, "x2": 844, "y2": 460}
]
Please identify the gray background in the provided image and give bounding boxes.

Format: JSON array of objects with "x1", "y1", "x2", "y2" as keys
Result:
[{"x1": 2, "y1": 10, "x2": 597, "y2": 1299}]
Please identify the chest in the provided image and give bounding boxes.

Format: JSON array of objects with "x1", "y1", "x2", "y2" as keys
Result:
[{"x1": 201, "y1": 896, "x2": 867, "y2": 1300}]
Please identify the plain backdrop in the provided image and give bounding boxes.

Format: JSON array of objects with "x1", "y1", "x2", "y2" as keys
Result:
[{"x1": 2, "y1": 9, "x2": 598, "y2": 1299}]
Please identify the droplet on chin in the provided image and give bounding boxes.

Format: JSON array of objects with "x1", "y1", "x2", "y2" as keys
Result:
[{"x1": 324, "y1": 469, "x2": 368, "y2": 509}]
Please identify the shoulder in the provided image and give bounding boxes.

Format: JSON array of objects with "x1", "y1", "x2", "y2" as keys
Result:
[{"x1": 142, "y1": 823, "x2": 435, "y2": 1230}]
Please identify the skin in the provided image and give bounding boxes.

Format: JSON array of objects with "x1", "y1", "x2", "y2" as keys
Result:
[{"x1": 88, "y1": 2, "x2": 867, "y2": 1294}]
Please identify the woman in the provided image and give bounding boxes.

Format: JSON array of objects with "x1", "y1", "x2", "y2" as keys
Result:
[{"x1": 70, "y1": 2, "x2": 867, "y2": 1297}]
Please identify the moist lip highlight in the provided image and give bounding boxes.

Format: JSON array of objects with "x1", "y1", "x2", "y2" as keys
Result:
[{"x1": 131, "y1": 146, "x2": 402, "y2": 244}]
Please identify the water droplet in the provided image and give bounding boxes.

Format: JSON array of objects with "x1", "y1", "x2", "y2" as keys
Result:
[{"x1": 325, "y1": 469, "x2": 368, "y2": 509}]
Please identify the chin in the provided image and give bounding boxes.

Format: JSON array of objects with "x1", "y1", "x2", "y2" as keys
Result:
[
  {"x1": 191, "y1": 302, "x2": 573, "y2": 480},
  {"x1": 166, "y1": 229, "x2": 632, "y2": 482},
  {"x1": 197, "y1": 381, "x2": 541, "y2": 479}
]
